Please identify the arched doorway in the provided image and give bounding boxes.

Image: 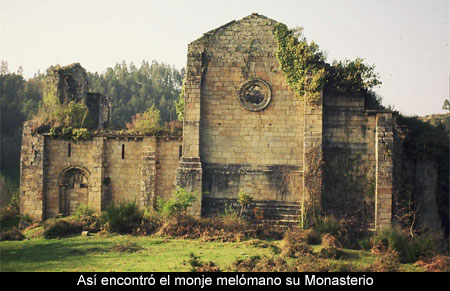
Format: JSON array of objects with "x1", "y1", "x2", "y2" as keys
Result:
[{"x1": 59, "y1": 167, "x2": 89, "y2": 215}]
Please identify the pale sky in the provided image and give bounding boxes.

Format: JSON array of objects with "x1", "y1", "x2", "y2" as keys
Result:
[{"x1": 1, "y1": 0, "x2": 448, "y2": 116}]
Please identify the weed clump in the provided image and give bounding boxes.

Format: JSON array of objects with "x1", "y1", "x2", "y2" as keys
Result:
[
  {"x1": 111, "y1": 240, "x2": 143, "y2": 253},
  {"x1": 101, "y1": 201, "x2": 144, "y2": 234},
  {"x1": 280, "y1": 229, "x2": 315, "y2": 258},
  {"x1": 369, "y1": 249, "x2": 401, "y2": 272},
  {"x1": 0, "y1": 228, "x2": 25, "y2": 241},
  {"x1": 415, "y1": 255, "x2": 450, "y2": 272},
  {"x1": 185, "y1": 252, "x2": 220, "y2": 272},
  {"x1": 43, "y1": 218, "x2": 83, "y2": 239},
  {"x1": 371, "y1": 227, "x2": 444, "y2": 264}
]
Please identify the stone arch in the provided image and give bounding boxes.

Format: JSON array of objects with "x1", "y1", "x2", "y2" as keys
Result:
[{"x1": 58, "y1": 166, "x2": 91, "y2": 215}]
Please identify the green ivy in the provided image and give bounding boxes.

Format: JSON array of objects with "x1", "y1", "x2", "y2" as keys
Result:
[
  {"x1": 48, "y1": 126, "x2": 92, "y2": 141},
  {"x1": 274, "y1": 24, "x2": 382, "y2": 104},
  {"x1": 273, "y1": 24, "x2": 326, "y2": 104}
]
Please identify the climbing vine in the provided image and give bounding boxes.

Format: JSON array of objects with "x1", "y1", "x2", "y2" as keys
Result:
[
  {"x1": 274, "y1": 24, "x2": 382, "y2": 104},
  {"x1": 274, "y1": 24, "x2": 326, "y2": 104}
]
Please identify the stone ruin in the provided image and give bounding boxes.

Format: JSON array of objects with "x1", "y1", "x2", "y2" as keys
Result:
[{"x1": 20, "y1": 14, "x2": 446, "y2": 231}]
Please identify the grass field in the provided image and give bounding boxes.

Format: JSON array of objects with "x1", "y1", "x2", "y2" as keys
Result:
[
  {"x1": 0, "y1": 215, "x2": 438, "y2": 272},
  {"x1": 1, "y1": 232, "x2": 426, "y2": 272},
  {"x1": 0, "y1": 234, "x2": 276, "y2": 272}
]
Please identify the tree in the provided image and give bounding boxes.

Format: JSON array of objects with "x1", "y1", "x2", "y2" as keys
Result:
[
  {"x1": 442, "y1": 99, "x2": 450, "y2": 113},
  {"x1": 125, "y1": 105, "x2": 162, "y2": 135},
  {"x1": 87, "y1": 60, "x2": 184, "y2": 129}
]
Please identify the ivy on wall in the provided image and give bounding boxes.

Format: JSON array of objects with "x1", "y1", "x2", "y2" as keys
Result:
[
  {"x1": 273, "y1": 24, "x2": 326, "y2": 104},
  {"x1": 274, "y1": 23, "x2": 382, "y2": 104}
]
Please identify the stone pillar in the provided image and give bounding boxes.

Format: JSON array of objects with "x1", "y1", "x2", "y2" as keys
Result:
[
  {"x1": 375, "y1": 112, "x2": 394, "y2": 230},
  {"x1": 90, "y1": 136, "x2": 105, "y2": 212},
  {"x1": 20, "y1": 122, "x2": 46, "y2": 221},
  {"x1": 301, "y1": 92, "x2": 323, "y2": 227},
  {"x1": 140, "y1": 137, "x2": 157, "y2": 209},
  {"x1": 175, "y1": 44, "x2": 206, "y2": 217}
]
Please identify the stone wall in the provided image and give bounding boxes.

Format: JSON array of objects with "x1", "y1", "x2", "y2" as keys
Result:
[
  {"x1": 20, "y1": 128, "x2": 182, "y2": 220},
  {"x1": 20, "y1": 123, "x2": 46, "y2": 221},
  {"x1": 181, "y1": 14, "x2": 304, "y2": 217},
  {"x1": 322, "y1": 92, "x2": 396, "y2": 229}
]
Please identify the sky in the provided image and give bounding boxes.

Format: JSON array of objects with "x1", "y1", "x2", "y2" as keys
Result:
[{"x1": 1, "y1": 0, "x2": 448, "y2": 116}]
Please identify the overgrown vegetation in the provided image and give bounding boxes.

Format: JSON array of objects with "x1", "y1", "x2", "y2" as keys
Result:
[
  {"x1": 0, "y1": 174, "x2": 20, "y2": 222},
  {"x1": 125, "y1": 105, "x2": 163, "y2": 135},
  {"x1": 3, "y1": 209, "x2": 449, "y2": 272},
  {"x1": 0, "y1": 60, "x2": 184, "y2": 186},
  {"x1": 394, "y1": 115, "x2": 449, "y2": 238},
  {"x1": 274, "y1": 23, "x2": 382, "y2": 105},
  {"x1": 273, "y1": 24, "x2": 326, "y2": 104}
]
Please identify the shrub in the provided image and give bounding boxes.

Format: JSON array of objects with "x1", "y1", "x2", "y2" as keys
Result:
[
  {"x1": 101, "y1": 201, "x2": 144, "y2": 234},
  {"x1": 32, "y1": 99, "x2": 95, "y2": 133},
  {"x1": 317, "y1": 234, "x2": 346, "y2": 259},
  {"x1": 280, "y1": 229, "x2": 314, "y2": 257},
  {"x1": 371, "y1": 227, "x2": 444, "y2": 263},
  {"x1": 43, "y1": 218, "x2": 83, "y2": 239},
  {"x1": 0, "y1": 228, "x2": 25, "y2": 241},
  {"x1": 0, "y1": 175, "x2": 20, "y2": 221},
  {"x1": 157, "y1": 187, "x2": 199, "y2": 218},
  {"x1": 135, "y1": 209, "x2": 162, "y2": 236},
  {"x1": 358, "y1": 237, "x2": 372, "y2": 251},
  {"x1": 370, "y1": 249, "x2": 401, "y2": 272},
  {"x1": 126, "y1": 106, "x2": 162, "y2": 135},
  {"x1": 237, "y1": 189, "x2": 253, "y2": 219},
  {"x1": 312, "y1": 216, "x2": 340, "y2": 236},
  {"x1": 415, "y1": 255, "x2": 450, "y2": 272},
  {"x1": 73, "y1": 205, "x2": 100, "y2": 231},
  {"x1": 186, "y1": 252, "x2": 220, "y2": 272}
]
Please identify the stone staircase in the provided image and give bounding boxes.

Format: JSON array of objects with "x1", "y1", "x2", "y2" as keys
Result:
[
  {"x1": 202, "y1": 197, "x2": 302, "y2": 229},
  {"x1": 249, "y1": 200, "x2": 301, "y2": 229}
]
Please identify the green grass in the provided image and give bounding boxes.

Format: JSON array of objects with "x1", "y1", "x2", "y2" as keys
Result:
[
  {"x1": 0, "y1": 217, "x2": 429, "y2": 272},
  {"x1": 1, "y1": 234, "x2": 426, "y2": 272},
  {"x1": 0, "y1": 234, "x2": 273, "y2": 272}
]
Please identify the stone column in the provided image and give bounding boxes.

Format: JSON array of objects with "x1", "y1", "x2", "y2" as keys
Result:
[
  {"x1": 90, "y1": 136, "x2": 105, "y2": 212},
  {"x1": 375, "y1": 112, "x2": 394, "y2": 230},
  {"x1": 301, "y1": 92, "x2": 324, "y2": 227},
  {"x1": 175, "y1": 44, "x2": 206, "y2": 217},
  {"x1": 20, "y1": 122, "x2": 46, "y2": 221},
  {"x1": 140, "y1": 137, "x2": 157, "y2": 209}
]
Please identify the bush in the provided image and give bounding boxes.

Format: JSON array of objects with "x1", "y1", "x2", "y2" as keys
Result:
[
  {"x1": 0, "y1": 228, "x2": 25, "y2": 241},
  {"x1": 101, "y1": 201, "x2": 144, "y2": 234},
  {"x1": 0, "y1": 175, "x2": 20, "y2": 221},
  {"x1": 371, "y1": 227, "x2": 443, "y2": 263},
  {"x1": 370, "y1": 249, "x2": 401, "y2": 272},
  {"x1": 43, "y1": 218, "x2": 83, "y2": 239},
  {"x1": 232, "y1": 255, "x2": 291, "y2": 272},
  {"x1": 73, "y1": 205, "x2": 100, "y2": 231},
  {"x1": 415, "y1": 255, "x2": 450, "y2": 272},
  {"x1": 280, "y1": 229, "x2": 314, "y2": 257},
  {"x1": 126, "y1": 106, "x2": 162, "y2": 135},
  {"x1": 135, "y1": 209, "x2": 162, "y2": 236},
  {"x1": 237, "y1": 189, "x2": 253, "y2": 219},
  {"x1": 157, "y1": 187, "x2": 199, "y2": 218},
  {"x1": 186, "y1": 252, "x2": 220, "y2": 272},
  {"x1": 312, "y1": 216, "x2": 340, "y2": 236},
  {"x1": 318, "y1": 234, "x2": 346, "y2": 259}
]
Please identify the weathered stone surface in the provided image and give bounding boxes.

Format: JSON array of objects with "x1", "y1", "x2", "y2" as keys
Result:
[{"x1": 21, "y1": 14, "x2": 415, "y2": 230}]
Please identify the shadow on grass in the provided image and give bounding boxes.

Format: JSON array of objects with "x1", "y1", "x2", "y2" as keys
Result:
[{"x1": 1, "y1": 237, "x2": 114, "y2": 271}]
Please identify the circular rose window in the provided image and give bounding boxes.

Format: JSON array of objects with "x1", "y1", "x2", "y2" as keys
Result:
[{"x1": 238, "y1": 78, "x2": 271, "y2": 111}]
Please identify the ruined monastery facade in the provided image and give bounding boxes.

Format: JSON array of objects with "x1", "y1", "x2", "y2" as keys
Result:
[{"x1": 21, "y1": 14, "x2": 396, "y2": 229}]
